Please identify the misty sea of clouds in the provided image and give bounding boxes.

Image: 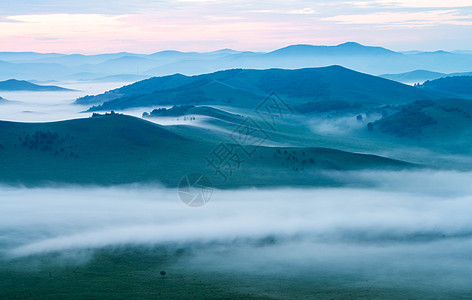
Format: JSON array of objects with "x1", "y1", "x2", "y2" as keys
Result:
[{"x1": 1, "y1": 170, "x2": 472, "y2": 293}]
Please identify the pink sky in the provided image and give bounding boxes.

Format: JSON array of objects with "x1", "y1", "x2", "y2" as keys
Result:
[{"x1": 1, "y1": 1, "x2": 472, "y2": 53}]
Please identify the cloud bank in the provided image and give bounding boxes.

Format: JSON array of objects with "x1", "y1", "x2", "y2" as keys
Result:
[
  {"x1": 1, "y1": 170, "x2": 472, "y2": 258},
  {"x1": 1, "y1": 170, "x2": 472, "y2": 295}
]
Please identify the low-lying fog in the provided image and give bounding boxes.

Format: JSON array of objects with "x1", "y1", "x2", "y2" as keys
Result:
[
  {"x1": 0, "y1": 81, "x2": 128, "y2": 122},
  {"x1": 1, "y1": 170, "x2": 472, "y2": 292},
  {"x1": 0, "y1": 81, "x2": 215, "y2": 127}
]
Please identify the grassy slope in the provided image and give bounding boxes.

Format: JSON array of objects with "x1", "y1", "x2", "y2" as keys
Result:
[
  {"x1": 418, "y1": 76, "x2": 472, "y2": 98},
  {"x1": 3, "y1": 245, "x2": 466, "y2": 300},
  {"x1": 371, "y1": 99, "x2": 472, "y2": 153},
  {"x1": 153, "y1": 104, "x2": 472, "y2": 169},
  {"x1": 0, "y1": 114, "x2": 412, "y2": 187}
]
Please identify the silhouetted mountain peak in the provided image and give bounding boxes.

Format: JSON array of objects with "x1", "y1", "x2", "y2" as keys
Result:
[
  {"x1": 0, "y1": 79, "x2": 72, "y2": 91},
  {"x1": 267, "y1": 42, "x2": 398, "y2": 56},
  {"x1": 337, "y1": 41, "x2": 363, "y2": 47}
]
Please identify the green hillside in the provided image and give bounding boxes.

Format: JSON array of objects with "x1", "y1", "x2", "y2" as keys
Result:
[
  {"x1": 143, "y1": 105, "x2": 244, "y2": 125},
  {"x1": 369, "y1": 99, "x2": 472, "y2": 153},
  {"x1": 79, "y1": 66, "x2": 440, "y2": 112},
  {"x1": 0, "y1": 114, "x2": 413, "y2": 187},
  {"x1": 417, "y1": 76, "x2": 472, "y2": 99}
]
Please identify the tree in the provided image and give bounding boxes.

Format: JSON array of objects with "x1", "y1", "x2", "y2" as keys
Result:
[{"x1": 367, "y1": 122, "x2": 374, "y2": 132}]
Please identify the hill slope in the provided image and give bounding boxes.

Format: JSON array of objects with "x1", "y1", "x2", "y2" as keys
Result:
[
  {"x1": 0, "y1": 114, "x2": 413, "y2": 187},
  {"x1": 381, "y1": 70, "x2": 472, "y2": 84},
  {"x1": 0, "y1": 79, "x2": 72, "y2": 91},
  {"x1": 369, "y1": 99, "x2": 472, "y2": 153},
  {"x1": 417, "y1": 76, "x2": 472, "y2": 99},
  {"x1": 81, "y1": 66, "x2": 440, "y2": 112}
]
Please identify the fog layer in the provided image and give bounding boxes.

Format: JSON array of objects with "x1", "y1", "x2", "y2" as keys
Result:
[{"x1": 1, "y1": 170, "x2": 472, "y2": 258}]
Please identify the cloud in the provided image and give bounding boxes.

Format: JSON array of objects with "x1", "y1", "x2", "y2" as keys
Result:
[
  {"x1": 323, "y1": 9, "x2": 472, "y2": 27},
  {"x1": 2, "y1": 170, "x2": 472, "y2": 294},
  {"x1": 248, "y1": 8, "x2": 317, "y2": 15},
  {"x1": 0, "y1": 1, "x2": 471, "y2": 53},
  {"x1": 352, "y1": 0, "x2": 472, "y2": 9},
  {"x1": 1, "y1": 170, "x2": 472, "y2": 258}
]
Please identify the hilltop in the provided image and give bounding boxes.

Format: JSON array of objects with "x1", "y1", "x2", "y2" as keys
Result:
[
  {"x1": 0, "y1": 114, "x2": 413, "y2": 187},
  {"x1": 0, "y1": 79, "x2": 73, "y2": 91},
  {"x1": 80, "y1": 66, "x2": 440, "y2": 112}
]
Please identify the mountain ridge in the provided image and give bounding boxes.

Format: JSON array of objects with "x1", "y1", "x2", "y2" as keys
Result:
[
  {"x1": 0, "y1": 79, "x2": 73, "y2": 91},
  {"x1": 2, "y1": 42, "x2": 472, "y2": 81},
  {"x1": 78, "y1": 66, "x2": 441, "y2": 111}
]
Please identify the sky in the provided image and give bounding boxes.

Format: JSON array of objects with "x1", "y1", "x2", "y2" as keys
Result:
[{"x1": 0, "y1": 0, "x2": 472, "y2": 53}]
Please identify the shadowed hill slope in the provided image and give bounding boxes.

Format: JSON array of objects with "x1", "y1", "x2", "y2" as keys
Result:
[
  {"x1": 0, "y1": 114, "x2": 413, "y2": 187},
  {"x1": 0, "y1": 79, "x2": 72, "y2": 91},
  {"x1": 79, "y1": 66, "x2": 440, "y2": 111}
]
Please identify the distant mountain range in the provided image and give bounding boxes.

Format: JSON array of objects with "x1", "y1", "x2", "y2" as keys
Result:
[
  {"x1": 381, "y1": 70, "x2": 472, "y2": 84},
  {"x1": 0, "y1": 79, "x2": 72, "y2": 91},
  {"x1": 1, "y1": 42, "x2": 472, "y2": 81},
  {"x1": 81, "y1": 66, "x2": 441, "y2": 112}
]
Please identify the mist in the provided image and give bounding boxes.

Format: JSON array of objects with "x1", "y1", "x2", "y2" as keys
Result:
[
  {"x1": 0, "y1": 172, "x2": 470, "y2": 254},
  {"x1": 1, "y1": 170, "x2": 472, "y2": 297},
  {"x1": 0, "y1": 81, "x2": 131, "y2": 122}
]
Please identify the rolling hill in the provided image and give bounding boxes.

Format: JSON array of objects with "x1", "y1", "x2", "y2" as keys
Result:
[
  {"x1": 0, "y1": 113, "x2": 413, "y2": 187},
  {"x1": 143, "y1": 105, "x2": 243, "y2": 123},
  {"x1": 369, "y1": 99, "x2": 472, "y2": 153},
  {"x1": 0, "y1": 79, "x2": 73, "y2": 91},
  {"x1": 417, "y1": 76, "x2": 472, "y2": 99},
  {"x1": 80, "y1": 66, "x2": 440, "y2": 112},
  {"x1": 380, "y1": 70, "x2": 472, "y2": 84}
]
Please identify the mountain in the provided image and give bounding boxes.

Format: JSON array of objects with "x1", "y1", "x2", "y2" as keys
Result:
[
  {"x1": 2, "y1": 43, "x2": 472, "y2": 81},
  {"x1": 0, "y1": 60, "x2": 72, "y2": 81},
  {"x1": 0, "y1": 79, "x2": 73, "y2": 91},
  {"x1": 25, "y1": 52, "x2": 141, "y2": 67},
  {"x1": 0, "y1": 113, "x2": 413, "y2": 187},
  {"x1": 141, "y1": 43, "x2": 408, "y2": 77},
  {"x1": 0, "y1": 52, "x2": 63, "y2": 62},
  {"x1": 89, "y1": 74, "x2": 150, "y2": 82},
  {"x1": 380, "y1": 70, "x2": 447, "y2": 84},
  {"x1": 381, "y1": 70, "x2": 472, "y2": 84},
  {"x1": 266, "y1": 42, "x2": 397, "y2": 57},
  {"x1": 79, "y1": 56, "x2": 158, "y2": 74},
  {"x1": 80, "y1": 66, "x2": 440, "y2": 112},
  {"x1": 417, "y1": 76, "x2": 472, "y2": 99},
  {"x1": 0, "y1": 79, "x2": 71, "y2": 91}
]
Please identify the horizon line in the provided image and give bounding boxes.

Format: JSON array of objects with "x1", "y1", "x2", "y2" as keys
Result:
[{"x1": 1, "y1": 41, "x2": 469, "y2": 56}]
